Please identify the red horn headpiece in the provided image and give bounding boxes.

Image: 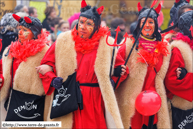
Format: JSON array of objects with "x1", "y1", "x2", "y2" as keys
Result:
[
  {"x1": 12, "y1": 14, "x2": 21, "y2": 22},
  {"x1": 81, "y1": 0, "x2": 87, "y2": 8},
  {"x1": 155, "y1": 3, "x2": 161, "y2": 14},
  {"x1": 24, "y1": 17, "x2": 32, "y2": 24},
  {"x1": 97, "y1": 6, "x2": 104, "y2": 15},
  {"x1": 137, "y1": 2, "x2": 143, "y2": 12}
]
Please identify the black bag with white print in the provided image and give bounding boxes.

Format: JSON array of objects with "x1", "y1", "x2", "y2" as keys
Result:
[
  {"x1": 50, "y1": 72, "x2": 83, "y2": 119},
  {"x1": 171, "y1": 103, "x2": 193, "y2": 129},
  {"x1": 5, "y1": 89, "x2": 45, "y2": 121}
]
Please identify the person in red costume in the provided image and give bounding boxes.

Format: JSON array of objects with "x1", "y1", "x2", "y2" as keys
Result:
[
  {"x1": 0, "y1": 14, "x2": 50, "y2": 123},
  {"x1": 36, "y1": 0, "x2": 128, "y2": 128},
  {"x1": 162, "y1": 0, "x2": 192, "y2": 42},
  {"x1": 115, "y1": 2, "x2": 171, "y2": 129},
  {"x1": 164, "y1": 10, "x2": 193, "y2": 129}
]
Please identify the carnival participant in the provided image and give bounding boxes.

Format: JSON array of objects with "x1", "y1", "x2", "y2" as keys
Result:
[
  {"x1": 115, "y1": 2, "x2": 171, "y2": 129},
  {"x1": 163, "y1": 0, "x2": 191, "y2": 42},
  {"x1": 0, "y1": 14, "x2": 50, "y2": 123},
  {"x1": 36, "y1": 0, "x2": 128, "y2": 128},
  {"x1": 164, "y1": 10, "x2": 193, "y2": 129}
]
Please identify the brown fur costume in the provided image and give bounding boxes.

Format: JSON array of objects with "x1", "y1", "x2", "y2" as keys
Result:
[
  {"x1": 115, "y1": 38, "x2": 171, "y2": 129},
  {"x1": 0, "y1": 45, "x2": 50, "y2": 129},
  {"x1": 45, "y1": 30, "x2": 124, "y2": 129}
]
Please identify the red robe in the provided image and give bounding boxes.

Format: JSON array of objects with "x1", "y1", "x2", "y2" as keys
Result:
[
  {"x1": 116, "y1": 36, "x2": 166, "y2": 128},
  {"x1": 40, "y1": 42, "x2": 128, "y2": 128},
  {"x1": 164, "y1": 47, "x2": 193, "y2": 102}
]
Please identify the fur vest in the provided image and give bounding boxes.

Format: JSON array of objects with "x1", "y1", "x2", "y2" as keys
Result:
[
  {"x1": 46, "y1": 31, "x2": 124, "y2": 128},
  {"x1": 169, "y1": 39, "x2": 193, "y2": 113},
  {"x1": 115, "y1": 38, "x2": 171, "y2": 129},
  {"x1": 0, "y1": 45, "x2": 51, "y2": 122}
]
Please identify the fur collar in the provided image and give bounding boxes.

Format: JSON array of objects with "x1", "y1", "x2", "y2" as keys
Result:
[
  {"x1": 72, "y1": 26, "x2": 109, "y2": 54},
  {"x1": 9, "y1": 30, "x2": 49, "y2": 63},
  {"x1": 173, "y1": 33, "x2": 193, "y2": 50},
  {"x1": 138, "y1": 39, "x2": 169, "y2": 67}
]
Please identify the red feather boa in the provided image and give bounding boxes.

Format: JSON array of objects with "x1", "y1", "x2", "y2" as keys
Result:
[
  {"x1": 9, "y1": 30, "x2": 49, "y2": 63},
  {"x1": 72, "y1": 26, "x2": 109, "y2": 54},
  {"x1": 137, "y1": 39, "x2": 169, "y2": 67},
  {"x1": 173, "y1": 33, "x2": 193, "y2": 50}
]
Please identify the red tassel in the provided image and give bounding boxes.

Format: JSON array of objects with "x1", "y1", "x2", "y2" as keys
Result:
[
  {"x1": 186, "y1": 0, "x2": 190, "y2": 3},
  {"x1": 24, "y1": 17, "x2": 32, "y2": 24},
  {"x1": 137, "y1": 2, "x2": 143, "y2": 12},
  {"x1": 12, "y1": 14, "x2": 21, "y2": 22},
  {"x1": 81, "y1": 0, "x2": 87, "y2": 8},
  {"x1": 175, "y1": 0, "x2": 180, "y2": 3},
  {"x1": 97, "y1": 6, "x2": 104, "y2": 15},
  {"x1": 155, "y1": 4, "x2": 161, "y2": 14}
]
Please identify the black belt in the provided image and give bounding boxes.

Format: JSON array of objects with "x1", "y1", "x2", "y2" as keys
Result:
[{"x1": 79, "y1": 83, "x2": 99, "y2": 87}]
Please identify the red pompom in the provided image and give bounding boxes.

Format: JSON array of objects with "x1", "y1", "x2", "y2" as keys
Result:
[
  {"x1": 137, "y1": 2, "x2": 143, "y2": 12},
  {"x1": 12, "y1": 14, "x2": 21, "y2": 22},
  {"x1": 97, "y1": 6, "x2": 104, "y2": 15},
  {"x1": 81, "y1": 0, "x2": 87, "y2": 8},
  {"x1": 155, "y1": 4, "x2": 161, "y2": 14},
  {"x1": 24, "y1": 17, "x2": 32, "y2": 24}
]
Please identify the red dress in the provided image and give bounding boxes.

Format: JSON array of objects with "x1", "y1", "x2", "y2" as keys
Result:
[
  {"x1": 40, "y1": 42, "x2": 128, "y2": 128},
  {"x1": 164, "y1": 47, "x2": 193, "y2": 101}
]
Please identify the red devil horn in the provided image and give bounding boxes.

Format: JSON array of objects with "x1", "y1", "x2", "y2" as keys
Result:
[
  {"x1": 24, "y1": 17, "x2": 32, "y2": 24},
  {"x1": 81, "y1": 0, "x2": 87, "y2": 8},
  {"x1": 137, "y1": 2, "x2": 143, "y2": 12},
  {"x1": 155, "y1": 3, "x2": 161, "y2": 14},
  {"x1": 12, "y1": 14, "x2": 21, "y2": 22},
  {"x1": 186, "y1": 0, "x2": 190, "y2": 3},
  {"x1": 97, "y1": 6, "x2": 104, "y2": 15},
  {"x1": 175, "y1": 0, "x2": 180, "y2": 3}
]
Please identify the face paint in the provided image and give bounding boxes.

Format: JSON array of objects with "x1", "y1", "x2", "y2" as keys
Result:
[
  {"x1": 18, "y1": 26, "x2": 34, "y2": 43},
  {"x1": 140, "y1": 18, "x2": 155, "y2": 39},
  {"x1": 78, "y1": 16, "x2": 95, "y2": 39}
]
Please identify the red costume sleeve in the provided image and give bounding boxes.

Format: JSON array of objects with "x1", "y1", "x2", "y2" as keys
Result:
[
  {"x1": 0, "y1": 59, "x2": 4, "y2": 90},
  {"x1": 164, "y1": 47, "x2": 193, "y2": 102},
  {"x1": 39, "y1": 43, "x2": 57, "y2": 95},
  {"x1": 112, "y1": 44, "x2": 129, "y2": 89}
]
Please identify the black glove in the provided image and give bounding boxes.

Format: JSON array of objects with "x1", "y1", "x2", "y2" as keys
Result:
[
  {"x1": 178, "y1": 67, "x2": 188, "y2": 80},
  {"x1": 110, "y1": 79, "x2": 115, "y2": 89},
  {"x1": 114, "y1": 65, "x2": 122, "y2": 77},
  {"x1": 51, "y1": 77, "x2": 63, "y2": 89}
]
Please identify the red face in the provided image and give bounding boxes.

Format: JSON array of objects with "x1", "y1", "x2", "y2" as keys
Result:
[
  {"x1": 140, "y1": 18, "x2": 155, "y2": 39},
  {"x1": 78, "y1": 16, "x2": 95, "y2": 39},
  {"x1": 18, "y1": 26, "x2": 34, "y2": 43}
]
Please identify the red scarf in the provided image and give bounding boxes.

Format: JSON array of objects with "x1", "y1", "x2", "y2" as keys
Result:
[
  {"x1": 137, "y1": 36, "x2": 169, "y2": 67},
  {"x1": 173, "y1": 33, "x2": 193, "y2": 50},
  {"x1": 9, "y1": 30, "x2": 49, "y2": 63},
  {"x1": 72, "y1": 26, "x2": 109, "y2": 54}
]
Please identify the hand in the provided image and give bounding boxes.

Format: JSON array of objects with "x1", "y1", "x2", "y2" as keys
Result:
[
  {"x1": 36, "y1": 64, "x2": 53, "y2": 75},
  {"x1": 120, "y1": 65, "x2": 126, "y2": 76},
  {"x1": 51, "y1": 77, "x2": 63, "y2": 89},
  {"x1": 114, "y1": 65, "x2": 126, "y2": 77},
  {"x1": 176, "y1": 68, "x2": 182, "y2": 78},
  {"x1": 0, "y1": 77, "x2": 2, "y2": 87}
]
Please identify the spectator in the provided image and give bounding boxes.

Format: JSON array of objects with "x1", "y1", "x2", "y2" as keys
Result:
[
  {"x1": 110, "y1": 17, "x2": 126, "y2": 44},
  {"x1": 42, "y1": 6, "x2": 57, "y2": 33},
  {"x1": 55, "y1": 21, "x2": 70, "y2": 37},
  {"x1": 14, "y1": 5, "x2": 29, "y2": 14},
  {"x1": 0, "y1": 13, "x2": 18, "y2": 58},
  {"x1": 129, "y1": 21, "x2": 137, "y2": 34},
  {"x1": 71, "y1": 19, "x2": 78, "y2": 29},
  {"x1": 29, "y1": 7, "x2": 38, "y2": 18}
]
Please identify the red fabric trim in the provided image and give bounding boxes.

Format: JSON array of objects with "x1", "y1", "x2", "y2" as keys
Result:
[
  {"x1": 72, "y1": 26, "x2": 109, "y2": 54},
  {"x1": 173, "y1": 33, "x2": 193, "y2": 50},
  {"x1": 9, "y1": 30, "x2": 49, "y2": 63}
]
